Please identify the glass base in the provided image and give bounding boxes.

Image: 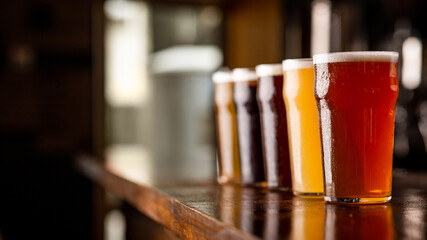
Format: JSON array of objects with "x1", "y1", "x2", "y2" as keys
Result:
[
  {"x1": 241, "y1": 181, "x2": 267, "y2": 188},
  {"x1": 218, "y1": 180, "x2": 240, "y2": 185},
  {"x1": 217, "y1": 176, "x2": 241, "y2": 185},
  {"x1": 293, "y1": 191, "x2": 323, "y2": 197},
  {"x1": 324, "y1": 196, "x2": 391, "y2": 204},
  {"x1": 268, "y1": 186, "x2": 292, "y2": 192}
]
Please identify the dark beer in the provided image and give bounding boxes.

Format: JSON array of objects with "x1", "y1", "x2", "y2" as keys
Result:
[
  {"x1": 213, "y1": 70, "x2": 241, "y2": 184},
  {"x1": 256, "y1": 64, "x2": 292, "y2": 189},
  {"x1": 314, "y1": 52, "x2": 398, "y2": 203},
  {"x1": 233, "y1": 68, "x2": 265, "y2": 186}
]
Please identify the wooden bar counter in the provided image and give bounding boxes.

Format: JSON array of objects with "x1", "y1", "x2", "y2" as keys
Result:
[{"x1": 78, "y1": 155, "x2": 427, "y2": 239}]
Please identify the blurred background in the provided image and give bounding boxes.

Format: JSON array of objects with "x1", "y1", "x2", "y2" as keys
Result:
[{"x1": 1, "y1": 0, "x2": 427, "y2": 239}]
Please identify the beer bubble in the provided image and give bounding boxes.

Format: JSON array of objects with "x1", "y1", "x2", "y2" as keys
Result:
[
  {"x1": 316, "y1": 65, "x2": 330, "y2": 99},
  {"x1": 320, "y1": 99, "x2": 332, "y2": 185}
]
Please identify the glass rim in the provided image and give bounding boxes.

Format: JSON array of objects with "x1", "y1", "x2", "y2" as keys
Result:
[
  {"x1": 255, "y1": 63, "x2": 283, "y2": 77},
  {"x1": 232, "y1": 68, "x2": 258, "y2": 82},
  {"x1": 282, "y1": 58, "x2": 313, "y2": 71},
  {"x1": 212, "y1": 70, "x2": 233, "y2": 83},
  {"x1": 313, "y1": 51, "x2": 399, "y2": 64}
]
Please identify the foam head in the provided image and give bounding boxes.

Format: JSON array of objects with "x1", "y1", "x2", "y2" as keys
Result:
[
  {"x1": 232, "y1": 68, "x2": 257, "y2": 82},
  {"x1": 212, "y1": 70, "x2": 232, "y2": 83},
  {"x1": 282, "y1": 58, "x2": 313, "y2": 71},
  {"x1": 255, "y1": 64, "x2": 283, "y2": 77},
  {"x1": 313, "y1": 51, "x2": 399, "y2": 64}
]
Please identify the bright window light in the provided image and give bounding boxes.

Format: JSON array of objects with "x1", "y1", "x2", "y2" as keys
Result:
[
  {"x1": 311, "y1": 0, "x2": 331, "y2": 56},
  {"x1": 402, "y1": 37, "x2": 422, "y2": 90},
  {"x1": 105, "y1": 0, "x2": 151, "y2": 107}
]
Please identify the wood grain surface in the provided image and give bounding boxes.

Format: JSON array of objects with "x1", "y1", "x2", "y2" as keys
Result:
[{"x1": 78, "y1": 156, "x2": 427, "y2": 240}]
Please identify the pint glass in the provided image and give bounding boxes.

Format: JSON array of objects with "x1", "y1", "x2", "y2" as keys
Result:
[
  {"x1": 233, "y1": 68, "x2": 265, "y2": 186},
  {"x1": 256, "y1": 64, "x2": 292, "y2": 190},
  {"x1": 313, "y1": 52, "x2": 399, "y2": 203},
  {"x1": 213, "y1": 70, "x2": 241, "y2": 184},
  {"x1": 282, "y1": 59, "x2": 324, "y2": 195}
]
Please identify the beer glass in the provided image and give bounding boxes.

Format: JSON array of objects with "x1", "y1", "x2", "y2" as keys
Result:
[
  {"x1": 233, "y1": 68, "x2": 265, "y2": 186},
  {"x1": 313, "y1": 52, "x2": 399, "y2": 203},
  {"x1": 213, "y1": 70, "x2": 241, "y2": 184},
  {"x1": 255, "y1": 64, "x2": 292, "y2": 190},
  {"x1": 282, "y1": 59, "x2": 323, "y2": 196}
]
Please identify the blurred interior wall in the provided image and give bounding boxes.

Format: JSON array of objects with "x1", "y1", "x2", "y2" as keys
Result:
[
  {"x1": 225, "y1": 0, "x2": 284, "y2": 68},
  {"x1": 0, "y1": 0, "x2": 96, "y2": 239}
]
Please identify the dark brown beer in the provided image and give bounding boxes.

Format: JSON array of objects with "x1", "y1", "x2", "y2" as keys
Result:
[
  {"x1": 233, "y1": 68, "x2": 265, "y2": 186},
  {"x1": 256, "y1": 64, "x2": 292, "y2": 189},
  {"x1": 213, "y1": 70, "x2": 241, "y2": 184}
]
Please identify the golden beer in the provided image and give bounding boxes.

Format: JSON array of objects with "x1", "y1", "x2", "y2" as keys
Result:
[
  {"x1": 282, "y1": 59, "x2": 323, "y2": 195},
  {"x1": 213, "y1": 70, "x2": 241, "y2": 184}
]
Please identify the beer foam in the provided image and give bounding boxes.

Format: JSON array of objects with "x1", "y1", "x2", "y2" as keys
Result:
[
  {"x1": 232, "y1": 68, "x2": 257, "y2": 82},
  {"x1": 282, "y1": 58, "x2": 313, "y2": 70},
  {"x1": 313, "y1": 51, "x2": 398, "y2": 64},
  {"x1": 212, "y1": 70, "x2": 233, "y2": 83},
  {"x1": 255, "y1": 64, "x2": 283, "y2": 77}
]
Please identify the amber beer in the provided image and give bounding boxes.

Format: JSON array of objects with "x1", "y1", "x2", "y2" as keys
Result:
[
  {"x1": 282, "y1": 59, "x2": 323, "y2": 195},
  {"x1": 255, "y1": 64, "x2": 292, "y2": 189},
  {"x1": 213, "y1": 70, "x2": 241, "y2": 184},
  {"x1": 313, "y1": 52, "x2": 399, "y2": 203},
  {"x1": 233, "y1": 68, "x2": 265, "y2": 186}
]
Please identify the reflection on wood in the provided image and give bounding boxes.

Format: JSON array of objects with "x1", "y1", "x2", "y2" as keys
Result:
[
  {"x1": 239, "y1": 187, "x2": 266, "y2": 237},
  {"x1": 78, "y1": 156, "x2": 427, "y2": 240},
  {"x1": 78, "y1": 156, "x2": 258, "y2": 240},
  {"x1": 290, "y1": 197, "x2": 324, "y2": 240},
  {"x1": 324, "y1": 204, "x2": 394, "y2": 240},
  {"x1": 220, "y1": 185, "x2": 241, "y2": 227},
  {"x1": 264, "y1": 191, "x2": 292, "y2": 240}
]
